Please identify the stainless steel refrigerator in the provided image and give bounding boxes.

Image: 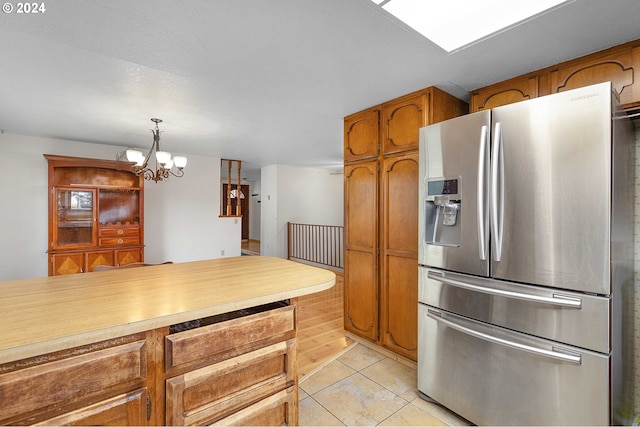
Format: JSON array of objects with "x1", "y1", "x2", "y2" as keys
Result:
[{"x1": 417, "y1": 82, "x2": 635, "y2": 426}]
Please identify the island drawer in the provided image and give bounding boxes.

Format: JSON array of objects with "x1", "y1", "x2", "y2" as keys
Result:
[
  {"x1": 166, "y1": 339, "x2": 296, "y2": 425},
  {"x1": 211, "y1": 386, "x2": 297, "y2": 426},
  {"x1": 165, "y1": 304, "x2": 295, "y2": 371},
  {"x1": 37, "y1": 388, "x2": 148, "y2": 426},
  {"x1": 0, "y1": 335, "x2": 149, "y2": 425}
]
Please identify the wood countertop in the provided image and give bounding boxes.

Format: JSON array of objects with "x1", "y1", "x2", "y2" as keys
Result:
[{"x1": 0, "y1": 256, "x2": 335, "y2": 364}]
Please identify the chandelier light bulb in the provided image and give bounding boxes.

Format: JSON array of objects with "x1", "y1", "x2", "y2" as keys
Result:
[
  {"x1": 155, "y1": 150, "x2": 171, "y2": 166},
  {"x1": 126, "y1": 149, "x2": 143, "y2": 163},
  {"x1": 174, "y1": 156, "x2": 187, "y2": 168},
  {"x1": 119, "y1": 118, "x2": 187, "y2": 182}
]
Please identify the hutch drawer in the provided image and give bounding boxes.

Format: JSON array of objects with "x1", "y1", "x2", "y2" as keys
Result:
[
  {"x1": 99, "y1": 236, "x2": 142, "y2": 246},
  {"x1": 99, "y1": 227, "x2": 141, "y2": 238}
]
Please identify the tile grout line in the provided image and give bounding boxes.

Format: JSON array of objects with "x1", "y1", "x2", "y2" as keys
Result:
[
  {"x1": 299, "y1": 341, "x2": 360, "y2": 384},
  {"x1": 303, "y1": 368, "x2": 366, "y2": 426},
  {"x1": 299, "y1": 340, "x2": 466, "y2": 426},
  {"x1": 375, "y1": 399, "x2": 414, "y2": 427},
  {"x1": 301, "y1": 343, "x2": 416, "y2": 426}
]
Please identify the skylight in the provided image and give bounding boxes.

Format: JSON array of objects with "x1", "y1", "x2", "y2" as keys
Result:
[{"x1": 374, "y1": 0, "x2": 572, "y2": 52}]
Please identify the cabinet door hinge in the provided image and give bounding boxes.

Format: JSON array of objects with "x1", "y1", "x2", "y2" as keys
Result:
[
  {"x1": 146, "y1": 395, "x2": 152, "y2": 421},
  {"x1": 377, "y1": 247, "x2": 380, "y2": 255}
]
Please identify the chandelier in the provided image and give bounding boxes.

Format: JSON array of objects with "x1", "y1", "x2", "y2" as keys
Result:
[{"x1": 120, "y1": 118, "x2": 187, "y2": 183}]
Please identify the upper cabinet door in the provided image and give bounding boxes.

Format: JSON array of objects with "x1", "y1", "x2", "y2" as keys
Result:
[
  {"x1": 470, "y1": 39, "x2": 640, "y2": 112},
  {"x1": 381, "y1": 92, "x2": 427, "y2": 155},
  {"x1": 470, "y1": 74, "x2": 540, "y2": 112},
  {"x1": 549, "y1": 43, "x2": 640, "y2": 107},
  {"x1": 344, "y1": 108, "x2": 379, "y2": 162}
]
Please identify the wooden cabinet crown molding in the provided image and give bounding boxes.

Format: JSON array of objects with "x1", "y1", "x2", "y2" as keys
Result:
[{"x1": 43, "y1": 154, "x2": 138, "y2": 173}]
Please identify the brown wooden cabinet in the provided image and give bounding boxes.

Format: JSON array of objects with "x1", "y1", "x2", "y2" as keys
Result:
[
  {"x1": 548, "y1": 41, "x2": 640, "y2": 106},
  {"x1": 470, "y1": 73, "x2": 542, "y2": 112},
  {"x1": 45, "y1": 155, "x2": 144, "y2": 275},
  {"x1": 164, "y1": 303, "x2": 298, "y2": 426},
  {"x1": 0, "y1": 303, "x2": 299, "y2": 426},
  {"x1": 37, "y1": 389, "x2": 150, "y2": 426},
  {"x1": 470, "y1": 38, "x2": 640, "y2": 112},
  {"x1": 380, "y1": 92, "x2": 425, "y2": 155},
  {"x1": 381, "y1": 88, "x2": 470, "y2": 155},
  {"x1": 0, "y1": 332, "x2": 156, "y2": 426},
  {"x1": 380, "y1": 152, "x2": 419, "y2": 359},
  {"x1": 343, "y1": 87, "x2": 467, "y2": 360},
  {"x1": 344, "y1": 108, "x2": 379, "y2": 162},
  {"x1": 344, "y1": 160, "x2": 379, "y2": 341}
]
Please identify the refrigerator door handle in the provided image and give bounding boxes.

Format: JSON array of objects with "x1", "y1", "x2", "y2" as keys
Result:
[
  {"x1": 427, "y1": 271, "x2": 582, "y2": 308},
  {"x1": 491, "y1": 122, "x2": 505, "y2": 261},
  {"x1": 477, "y1": 125, "x2": 489, "y2": 261},
  {"x1": 426, "y1": 309, "x2": 582, "y2": 364}
]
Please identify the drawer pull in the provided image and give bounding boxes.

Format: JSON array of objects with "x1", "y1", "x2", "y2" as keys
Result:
[
  {"x1": 118, "y1": 229, "x2": 124, "y2": 235},
  {"x1": 427, "y1": 271, "x2": 582, "y2": 308},
  {"x1": 117, "y1": 238, "x2": 123, "y2": 244},
  {"x1": 427, "y1": 309, "x2": 582, "y2": 364}
]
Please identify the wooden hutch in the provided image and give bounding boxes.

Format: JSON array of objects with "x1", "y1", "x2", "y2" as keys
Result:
[{"x1": 45, "y1": 155, "x2": 144, "y2": 276}]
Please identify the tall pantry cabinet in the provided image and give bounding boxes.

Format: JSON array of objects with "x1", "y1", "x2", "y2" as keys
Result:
[{"x1": 343, "y1": 87, "x2": 468, "y2": 360}]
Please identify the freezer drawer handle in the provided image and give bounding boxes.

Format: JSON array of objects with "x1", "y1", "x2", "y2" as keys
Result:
[
  {"x1": 427, "y1": 271, "x2": 582, "y2": 308},
  {"x1": 426, "y1": 309, "x2": 582, "y2": 364}
]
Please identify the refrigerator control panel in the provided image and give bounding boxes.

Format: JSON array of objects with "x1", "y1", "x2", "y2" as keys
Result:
[{"x1": 427, "y1": 178, "x2": 459, "y2": 197}]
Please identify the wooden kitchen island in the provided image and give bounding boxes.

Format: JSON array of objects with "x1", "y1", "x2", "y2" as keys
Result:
[{"x1": 0, "y1": 256, "x2": 335, "y2": 426}]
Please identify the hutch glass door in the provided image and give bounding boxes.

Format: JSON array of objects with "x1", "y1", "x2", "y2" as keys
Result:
[{"x1": 55, "y1": 188, "x2": 96, "y2": 247}]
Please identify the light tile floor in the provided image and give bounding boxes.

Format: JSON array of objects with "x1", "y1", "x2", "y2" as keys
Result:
[{"x1": 299, "y1": 343, "x2": 472, "y2": 426}]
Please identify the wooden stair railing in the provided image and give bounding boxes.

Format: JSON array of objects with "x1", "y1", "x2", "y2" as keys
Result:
[{"x1": 287, "y1": 222, "x2": 343, "y2": 270}]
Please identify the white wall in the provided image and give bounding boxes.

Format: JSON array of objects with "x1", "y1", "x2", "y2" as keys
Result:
[
  {"x1": 144, "y1": 153, "x2": 241, "y2": 263},
  {"x1": 248, "y1": 179, "x2": 261, "y2": 240},
  {"x1": 0, "y1": 133, "x2": 240, "y2": 281},
  {"x1": 260, "y1": 165, "x2": 278, "y2": 256},
  {"x1": 260, "y1": 164, "x2": 343, "y2": 258}
]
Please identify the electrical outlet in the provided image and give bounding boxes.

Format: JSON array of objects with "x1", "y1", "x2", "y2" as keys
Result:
[{"x1": 221, "y1": 249, "x2": 225, "y2": 256}]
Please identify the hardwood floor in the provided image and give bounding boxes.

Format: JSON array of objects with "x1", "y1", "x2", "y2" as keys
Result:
[
  {"x1": 296, "y1": 271, "x2": 354, "y2": 377},
  {"x1": 240, "y1": 240, "x2": 352, "y2": 377},
  {"x1": 240, "y1": 239, "x2": 261, "y2": 255}
]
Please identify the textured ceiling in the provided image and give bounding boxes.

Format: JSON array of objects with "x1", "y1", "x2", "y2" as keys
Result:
[{"x1": 1, "y1": 0, "x2": 639, "y2": 178}]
